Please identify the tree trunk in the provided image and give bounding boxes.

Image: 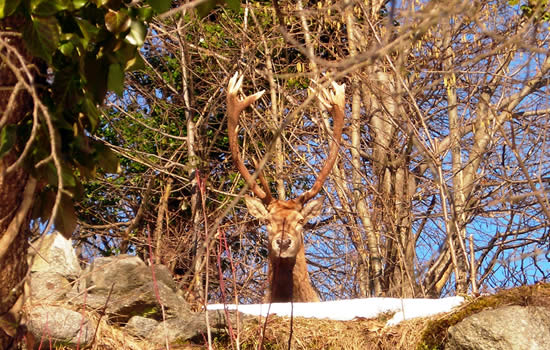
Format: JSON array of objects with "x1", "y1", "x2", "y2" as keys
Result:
[{"x1": 0, "y1": 16, "x2": 40, "y2": 348}]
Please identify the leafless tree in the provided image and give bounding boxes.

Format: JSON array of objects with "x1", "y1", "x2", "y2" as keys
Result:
[{"x1": 77, "y1": 0, "x2": 550, "y2": 305}]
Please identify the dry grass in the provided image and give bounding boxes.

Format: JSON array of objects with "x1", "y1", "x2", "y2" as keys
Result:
[
  {"x1": 85, "y1": 312, "x2": 152, "y2": 350},
  {"x1": 213, "y1": 311, "x2": 433, "y2": 350},
  {"x1": 215, "y1": 282, "x2": 550, "y2": 350},
  {"x1": 25, "y1": 282, "x2": 550, "y2": 349}
]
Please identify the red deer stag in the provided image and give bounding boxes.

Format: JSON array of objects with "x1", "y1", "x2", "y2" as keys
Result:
[{"x1": 227, "y1": 72, "x2": 345, "y2": 303}]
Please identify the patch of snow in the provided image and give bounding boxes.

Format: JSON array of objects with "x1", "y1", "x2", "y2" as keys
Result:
[{"x1": 208, "y1": 296, "x2": 464, "y2": 326}]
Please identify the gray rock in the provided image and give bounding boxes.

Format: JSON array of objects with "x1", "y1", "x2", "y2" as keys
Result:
[
  {"x1": 68, "y1": 255, "x2": 192, "y2": 322},
  {"x1": 125, "y1": 316, "x2": 159, "y2": 338},
  {"x1": 150, "y1": 316, "x2": 194, "y2": 344},
  {"x1": 150, "y1": 310, "x2": 248, "y2": 344},
  {"x1": 446, "y1": 305, "x2": 550, "y2": 350},
  {"x1": 83, "y1": 255, "x2": 177, "y2": 293},
  {"x1": 27, "y1": 306, "x2": 94, "y2": 348},
  {"x1": 83, "y1": 255, "x2": 146, "y2": 293},
  {"x1": 29, "y1": 271, "x2": 71, "y2": 303},
  {"x1": 105, "y1": 281, "x2": 193, "y2": 322},
  {"x1": 28, "y1": 232, "x2": 82, "y2": 278}
]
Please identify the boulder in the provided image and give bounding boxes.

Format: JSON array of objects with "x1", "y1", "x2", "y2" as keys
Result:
[
  {"x1": 29, "y1": 271, "x2": 71, "y2": 303},
  {"x1": 446, "y1": 305, "x2": 550, "y2": 350},
  {"x1": 125, "y1": 316, "x2": 159, "y2": 338},
  {"x1": 150, "y1": 310, "x2": 246, "y2": 344},
  {"x1": 26, "y1": 306, "x2": 94, "y2": 348},
  {"x1": 83, "y1": 255, "x2": 177, "y2": 293},
  {"x1": 28, "y1": 232, "x2": 82, "y2": 278},
  {"x1": 69, "y1": 255, "x2": 192, "y2": 322}
]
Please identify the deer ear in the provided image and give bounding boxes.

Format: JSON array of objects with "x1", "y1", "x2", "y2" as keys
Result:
[
  {"x1": 244, "y1": 195, "x2": 269, "y2": 219},
  {"x1": 301, "y1": 197, "x2": 324, "y2": 222}
]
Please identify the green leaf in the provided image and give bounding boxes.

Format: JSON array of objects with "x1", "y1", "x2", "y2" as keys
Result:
[
  {"x1": 54, "y1": 193, "x2": 77, "y2": 239},
  {"x1": 52, "y1": 66, "x2": 80, "y2": 107},
  {"x1": 76, "y1": 18, "x2": 100, "y2": 49},
  {"x1": 521, "y1": 4, "x2": 533, "y2": 15},
  {"x1": 44, "y1": 162, "x2": 59, "y2": 186},
  {"x1": 508, "y1": 0, "x2": 519, "y2": 5},
  {"x1": 108, "y1": 63, "x2": 124, "y2": 96},
  {"x1": 42, "y1": 158, "x2": 77, "y2": 188},
  {"x1": 225, "y1": 0, "x2": 240, "y2": 12},
  {"x1": 83, "y1": 97, "x2": 100, "y2": 131},
  {"x1": 30, "y1": 0, "x2": 69, "y2": 16},
  {"x1": 112, "y1": 42, "x2": 144, "y2": 71},
  {"x1": 196, "y1": 0, "x2": 239, "y2": 17},
  {"x1": 133, "y1": 6, "x2": 154, "y2": 21},
  {"x1": 97, "y1": 144, "x2": 119, "y2": 174},
  {"x1": 59, "y1": 41, "x2": 74, "y2": 56},
  {"x1": 0, "y1": 0, "x2": 22, "y2": 18},
  {"x1": 146, "y1": 0, "x2": 171, "y2": 14},
  {"x1": 0, "y1": 124, "x2": 17, "y2": 159},
  {"x1": 61, "y1": 165, "x2": 77, "y2": 187},
  {"x1": 22, "y1": 16, "x2": 60, "y2": 63},
  {"x1": 73, "y1": 0, "x2": 86, "y2": 9},
  {"x1": 125, "y1": 53, "x2": 145, "y2": 71},
  {"x1": 125, "y1": 20, "x2": 146, "y2": 46},
  {"x1": 105, "y1": 10, "x2": 131, "y2": 34},
  {"x1": 84, "y1": 55, "x2": 108, "y2": 103},
  {"x1": 32, "y1": 188, "x2": 55, "y2": 220},
  {"x1": 196, "y1": 0, "x2": 223, "y2": 18}
]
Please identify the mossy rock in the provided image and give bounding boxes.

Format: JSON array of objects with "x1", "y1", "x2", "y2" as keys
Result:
[{"x1": 418, "y1": 283, "x2": 550, "y2": 350}]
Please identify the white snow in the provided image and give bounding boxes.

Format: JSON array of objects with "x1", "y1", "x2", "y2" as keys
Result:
[{"x1": 208, "y1": 296, "x2": 464, "y2": 326}]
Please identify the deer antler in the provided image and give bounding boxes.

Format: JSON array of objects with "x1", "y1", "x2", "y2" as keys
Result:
[
  {"x1": 297, "y1": 81, "x2": 346, "y2": 204},
  {"x1": 227, "y1": 72, "x2": 345, "y2": 206},
  {"x1": 227, "y1": 72, "x2": 272, "y2": 203}
]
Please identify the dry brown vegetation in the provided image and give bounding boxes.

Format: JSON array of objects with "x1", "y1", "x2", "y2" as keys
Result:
[{"x1": 34, "y1": 283, "x2": 550, "y2": 349}]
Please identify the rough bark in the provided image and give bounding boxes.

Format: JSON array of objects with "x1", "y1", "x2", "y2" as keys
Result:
[{"x1": 0, "y1": 16, "x2": 40, "y2": 348}]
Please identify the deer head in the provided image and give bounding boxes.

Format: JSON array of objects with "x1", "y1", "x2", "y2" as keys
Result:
[{"x1": 227, "y1": 72, "x2": 345, "y2": 302}]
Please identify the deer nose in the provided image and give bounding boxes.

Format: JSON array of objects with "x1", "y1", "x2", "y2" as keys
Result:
[{"x1": 276, "y1": 238, "x2": 292, "y2": 251}]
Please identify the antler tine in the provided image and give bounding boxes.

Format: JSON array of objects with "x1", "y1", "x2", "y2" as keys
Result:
[
  {"x1": 227, "y1": 72, "x2": 272, "y2": 203},
  {"x1": 298, "y1": 81, "x2": 346, "y2": 204}
]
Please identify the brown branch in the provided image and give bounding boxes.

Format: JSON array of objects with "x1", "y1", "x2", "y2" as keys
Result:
[{"x1": 0, "y1": 176, "x2": 36, "y2": 261}]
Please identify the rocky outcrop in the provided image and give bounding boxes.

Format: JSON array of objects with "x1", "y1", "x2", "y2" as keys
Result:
[
  {"x1": 27, "y1": 233, "x2": 549, "y2": 349},
  {"x1": 29, "y1": 271, "x2": 72, "y2": 303},
  {"x1": 445, "y1": 305, "x2": 550, "y2": 350},
  {"x1": 28, "y1": 232, "x2": 81, "y2": 278},
  {"x1": 150, "y1": 309, "x2": 247, "y2": 344},
  {"x1": 125, "y1": 316, "x2": 159, "y2": 338},
  {"x1": 26, "y1": 306, "x2": 94, "y2": 348},
  {"x1": 26, "y1": 238, "x2": 242, "y2": 347},
  {"x1": 27, "y1": 233, "x2": 81, "y2": 305},
  {"x1": 68, "y1": 254, "x2": 193, "y2": 322}
]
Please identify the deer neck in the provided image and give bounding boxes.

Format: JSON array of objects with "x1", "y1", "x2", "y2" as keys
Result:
[
  {"x1": 267, "y1": 248, "x2": 319, "y2": 303},
  {"x1": 268, "y1": 255, "x2": 296, "y2": 302}
]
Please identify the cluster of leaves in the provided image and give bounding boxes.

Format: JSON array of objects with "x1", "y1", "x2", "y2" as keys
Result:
[
  {"x1": 197, "y1": 0, "x2": 239, "y2": 18},
  {"x1": 0, "y1": 0, "x2": 171, "y2": 235},
  {"x1": 73, "y1": 3, "x2": 245, "y2": 258}
]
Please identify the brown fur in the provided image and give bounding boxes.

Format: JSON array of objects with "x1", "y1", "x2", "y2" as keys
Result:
[
  {"x1": 248, "y1": 198, "x2": 321, "y2": 303},
  {"x1": 267, "y1": 248, "x2": 320, "y2": 303}
]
